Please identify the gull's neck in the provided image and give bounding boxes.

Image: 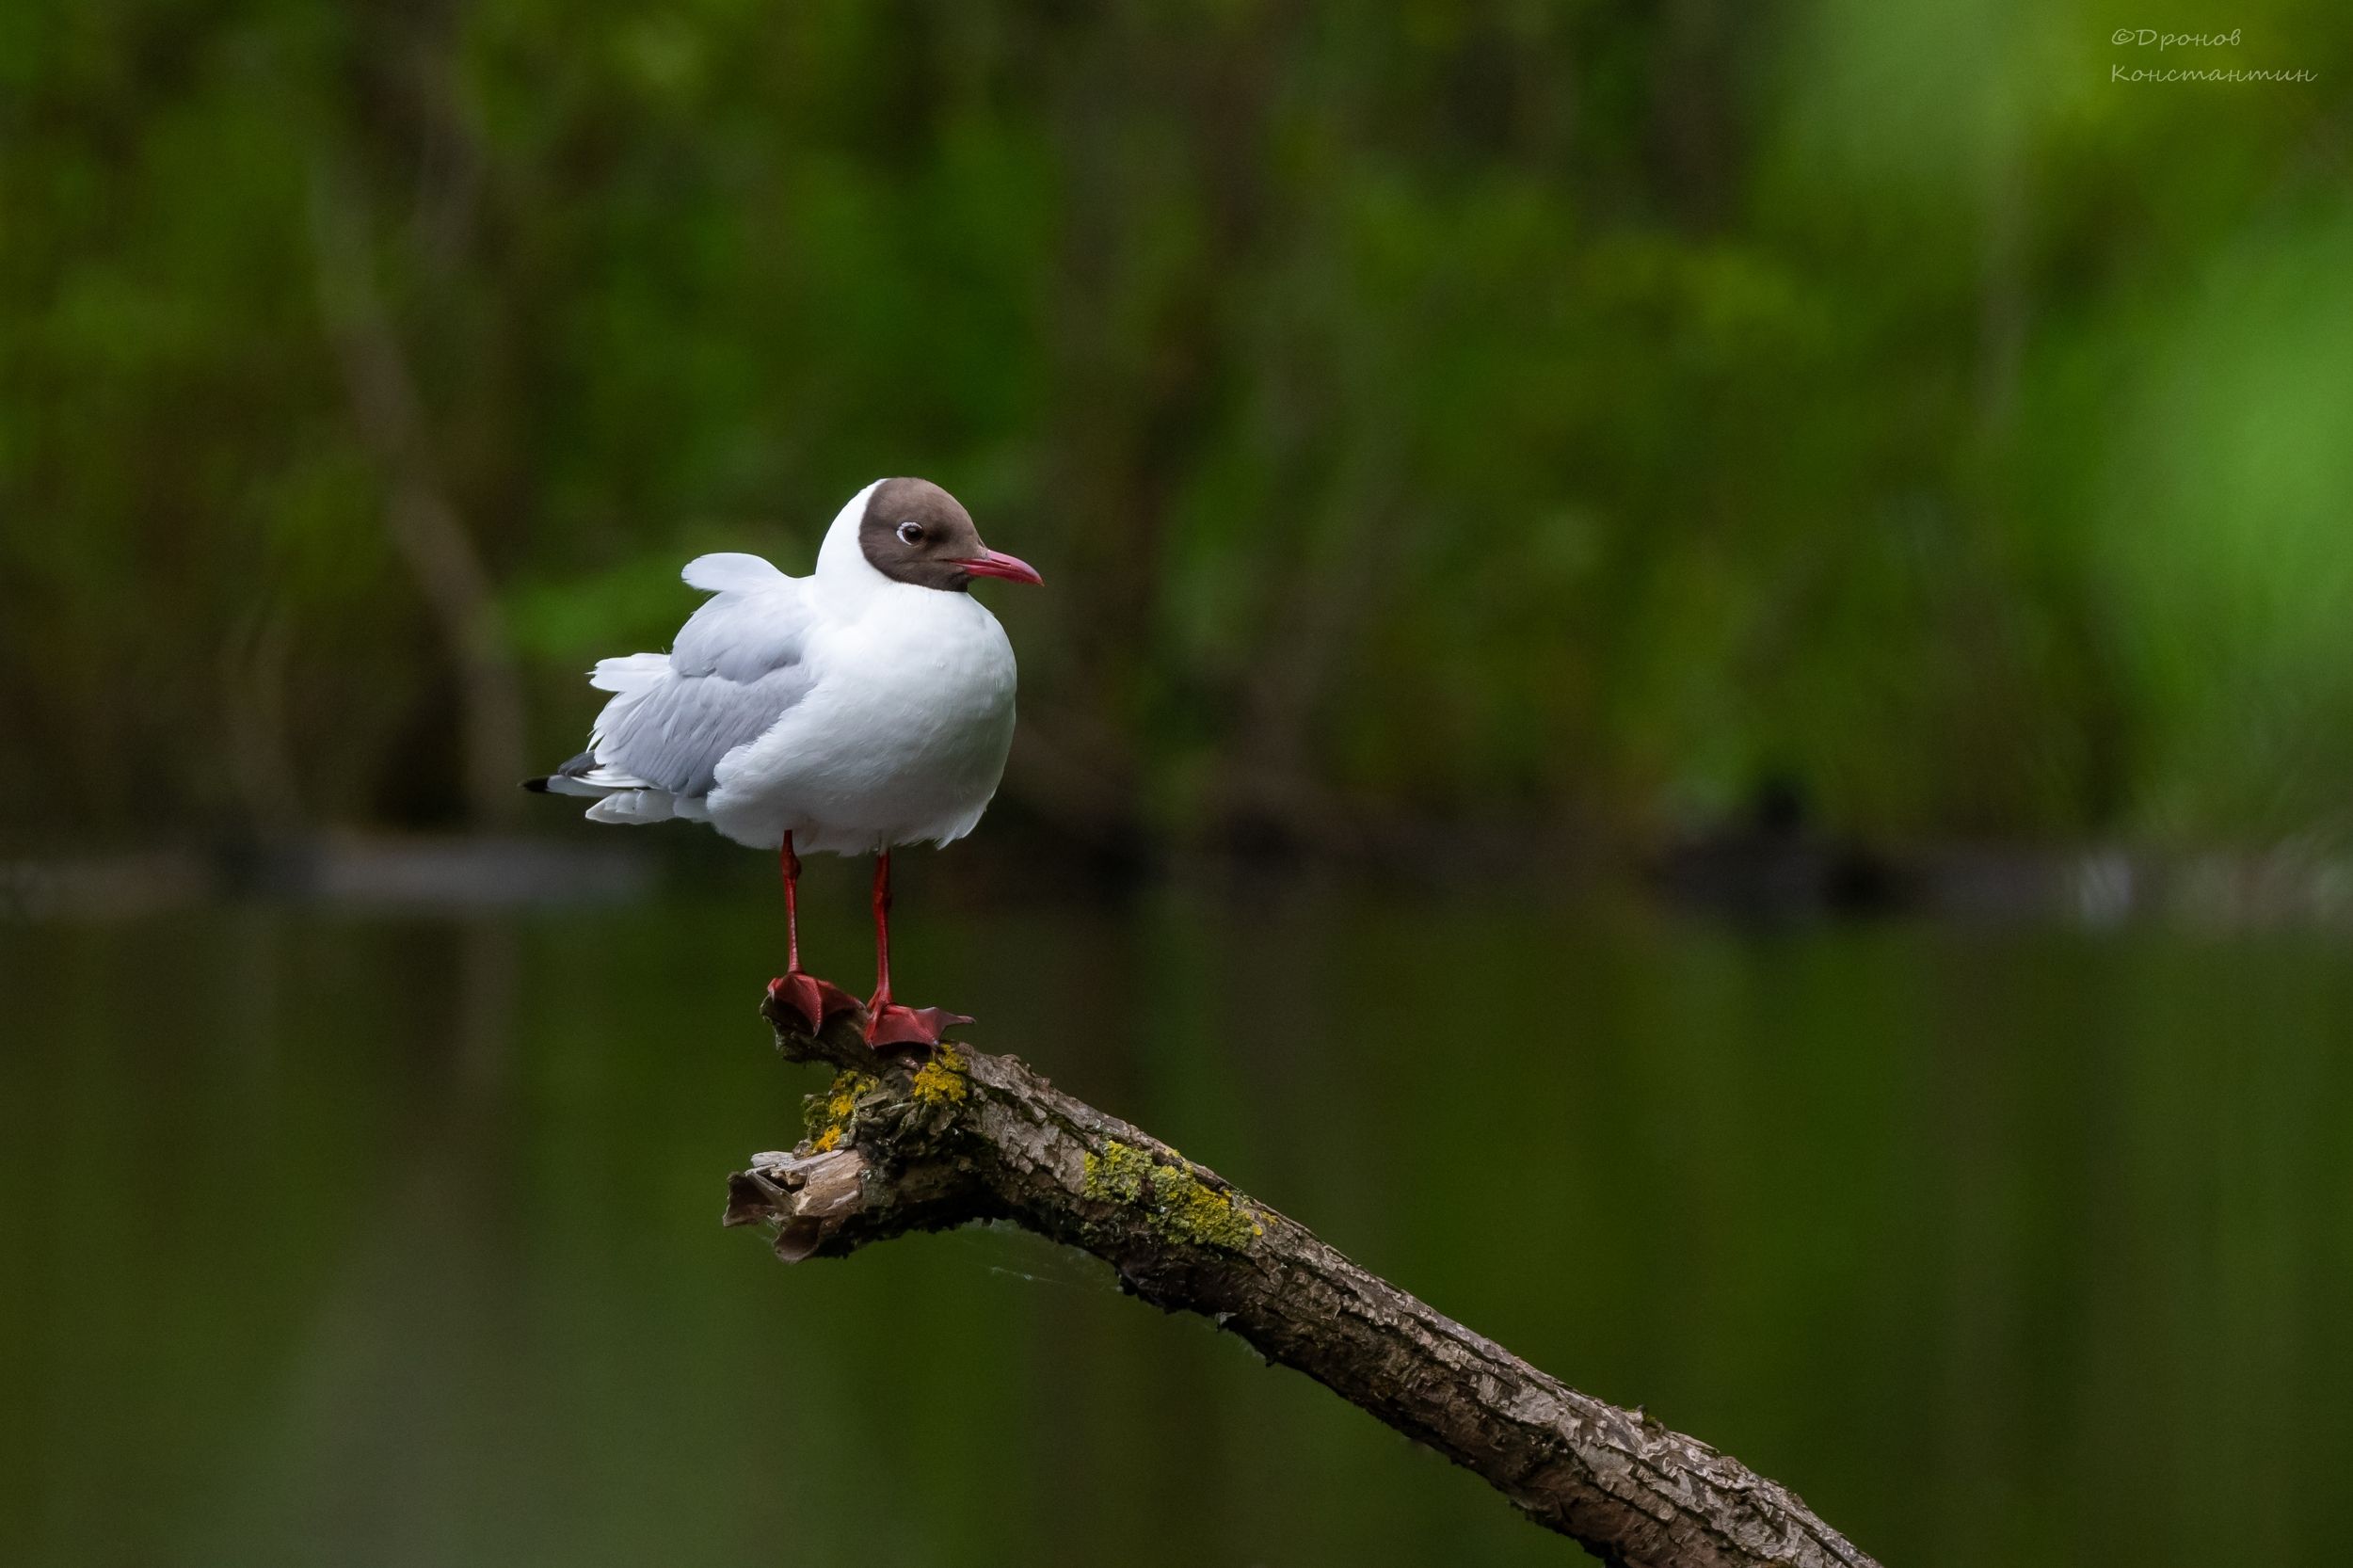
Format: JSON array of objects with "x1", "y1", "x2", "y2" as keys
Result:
[{"x1": 813, "y1": 479, "x2": 890, "y2": 610}]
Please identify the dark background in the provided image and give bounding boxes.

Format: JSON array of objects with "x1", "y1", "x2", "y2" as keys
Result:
[{"x1": 8, "y1": 0, "x2": 2350, "y2": 868}]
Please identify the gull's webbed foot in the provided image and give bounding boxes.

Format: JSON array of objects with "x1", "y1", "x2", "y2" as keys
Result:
[
  {"x1": 862, "y1": 1001, "x2": 973, "y2": 1055},
  {"x1": 767, "y1": 970, "x2": 864, "y2": 1035}
]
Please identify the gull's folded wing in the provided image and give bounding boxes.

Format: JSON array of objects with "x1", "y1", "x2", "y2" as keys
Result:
[{"x1": 572, "y1": 553, "x2": 818, "y2": 802}]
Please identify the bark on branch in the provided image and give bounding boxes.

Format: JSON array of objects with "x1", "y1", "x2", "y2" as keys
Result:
[{"x1": 726, "y1": 999, "x2": 1880, "y2": 1568}]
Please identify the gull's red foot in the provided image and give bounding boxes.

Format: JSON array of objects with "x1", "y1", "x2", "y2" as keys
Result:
[
  {"x1": 767, "y1": 970, "x2": 863, "y2": 1035},
  {"x1": 863, "y1": 1001, "x2": 973, "y2": 1052}
]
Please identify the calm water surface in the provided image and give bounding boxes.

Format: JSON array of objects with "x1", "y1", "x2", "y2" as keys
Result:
[{"x1": 5, "y1": 883, "x2": 2350, "y2": 1566}]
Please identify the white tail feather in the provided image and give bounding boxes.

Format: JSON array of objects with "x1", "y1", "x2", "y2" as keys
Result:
[
  {"x1": 571, "y1": 763, "x2": 657, "y2": 791},
  {"x1": 584, "y1": 790, "x2": 677, "y2": 824}
]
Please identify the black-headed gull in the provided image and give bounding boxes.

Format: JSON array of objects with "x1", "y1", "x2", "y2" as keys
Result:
[{"x1": 527, "y1": 477, "x2": 1041, "y2": 1047}]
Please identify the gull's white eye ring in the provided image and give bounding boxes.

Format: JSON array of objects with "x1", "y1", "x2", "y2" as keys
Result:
[{"x1": 898, "y1": 521, "x2": 925, "y2": 545}]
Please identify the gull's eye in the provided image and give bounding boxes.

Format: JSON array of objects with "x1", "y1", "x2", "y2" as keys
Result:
[{"x1": 897, "y1": 520, "x2": 925, "y2": 545}]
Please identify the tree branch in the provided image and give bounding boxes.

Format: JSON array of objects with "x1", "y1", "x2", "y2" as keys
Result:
[{"x1": 726, "y1": 1000, "x2": 1880, "y2": 1568}]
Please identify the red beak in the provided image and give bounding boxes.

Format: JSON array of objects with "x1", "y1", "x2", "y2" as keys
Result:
[{"x1": 958, "y1": 549, "x2": 1043, "y2": 586}]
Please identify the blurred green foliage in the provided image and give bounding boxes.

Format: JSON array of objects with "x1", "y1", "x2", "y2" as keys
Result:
[{"x1": 4, "y1": 0, "x2": 2348, "y2": 852}]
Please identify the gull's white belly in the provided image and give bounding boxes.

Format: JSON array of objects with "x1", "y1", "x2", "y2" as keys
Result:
[{"x1": 704, "y1": 590, "x2": 1017, "y2": 855}]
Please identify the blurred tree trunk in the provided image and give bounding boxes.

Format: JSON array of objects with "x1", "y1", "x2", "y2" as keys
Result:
[
  {"x1": 309, "y1": 167, "x2": 526, "y2": 829},
  {"x1": 218, "y1": 602, "x2": 306, "y2": 835},
  {"x1": 1026, "y1": 8, "x2": 1289, "y2": 864}
]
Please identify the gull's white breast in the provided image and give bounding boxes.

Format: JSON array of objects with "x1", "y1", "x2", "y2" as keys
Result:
[{"x1": 704, "y1": 581, "x2": 1017, "y2": 855}]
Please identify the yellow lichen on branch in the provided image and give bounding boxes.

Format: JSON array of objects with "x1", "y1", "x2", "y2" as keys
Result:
[
  {"x1": 1083, "y1": 1139, "x2": 1264, "y2": 1250},
  {"x1": 909, "y1": 1047, "x2": 970, "y2": 1109},
  {"x1": 805, "y1": 1068, "x2": 883, "y2": 1151}
]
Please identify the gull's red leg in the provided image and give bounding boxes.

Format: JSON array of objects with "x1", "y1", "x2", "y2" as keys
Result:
[
  {"x1": 861, "y1": 848, "x2": 971, "y2": 1051},
  {"x1": 766, "y1": 831, "x2": 857, "y2": 1033},
  {"x1": 869, "y1": 848, "x2": 892, "y2": 1011},
  {"x1": 784, "y1": 833, "x2": 803, "y2": 970}
]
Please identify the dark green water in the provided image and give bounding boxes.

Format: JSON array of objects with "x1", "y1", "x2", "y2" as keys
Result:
[{"x1": 6, "y1": 886, "x2": 2351, "y2": 1566}]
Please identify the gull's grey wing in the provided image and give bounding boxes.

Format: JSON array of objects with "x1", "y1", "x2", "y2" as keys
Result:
[{"x1": 575, "y1": 552, "x2": 817, "y2": 798}]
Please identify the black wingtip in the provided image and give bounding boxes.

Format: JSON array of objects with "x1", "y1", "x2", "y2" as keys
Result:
[{"x1": 526, "y1": 751, "x2": 593, "y2": 793}]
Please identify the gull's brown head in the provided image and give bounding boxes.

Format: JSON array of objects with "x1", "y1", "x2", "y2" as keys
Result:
[{"x1": 858, "y1": 477, "x2": 1042, "y2": 592}]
